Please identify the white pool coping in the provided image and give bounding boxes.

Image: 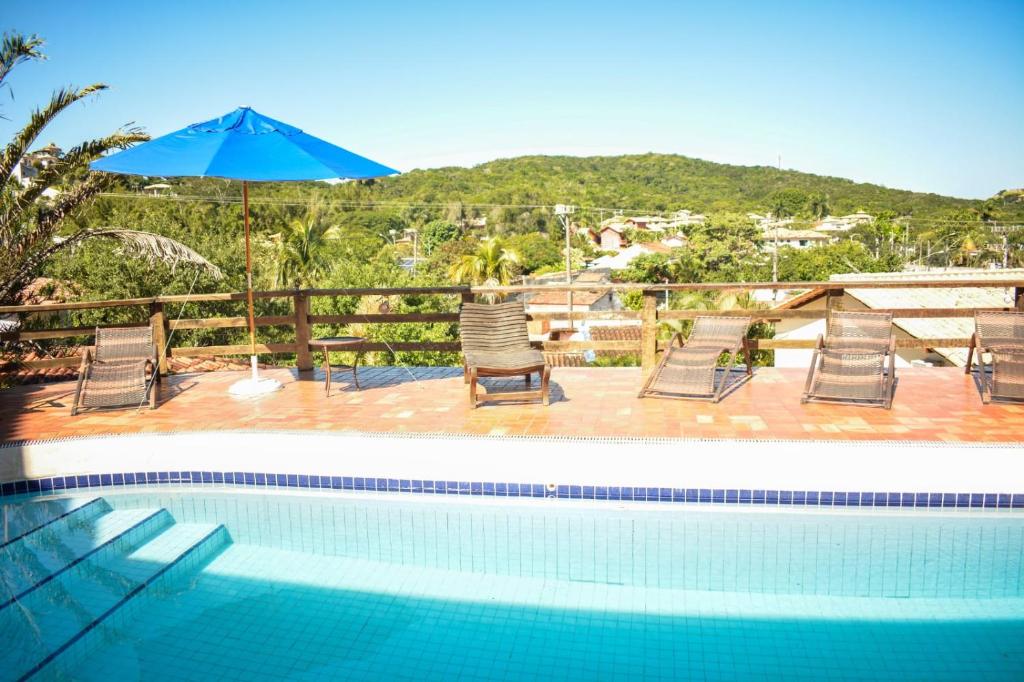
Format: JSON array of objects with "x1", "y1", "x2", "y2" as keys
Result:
[{"x1": 2, "y1": 430, "x2": 1022, "y2": 495}]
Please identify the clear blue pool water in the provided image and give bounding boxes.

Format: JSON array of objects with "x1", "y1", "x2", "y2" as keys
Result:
[{"x1": 1, "y1": 489, "x2": 1022, "y2": 680}]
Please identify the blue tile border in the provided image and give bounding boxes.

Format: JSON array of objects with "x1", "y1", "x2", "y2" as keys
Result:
[{"x1": 0, "y1": 470, "x2": 1023, "y2": 509}]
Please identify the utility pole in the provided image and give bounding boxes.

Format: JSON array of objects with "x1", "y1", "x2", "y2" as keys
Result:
[
  {"x1": 555, "y1": 204, "x2": 577, "y2": 330},
  {"x1": 770, "y1": 212, "x2": 779, "y2": 284}
]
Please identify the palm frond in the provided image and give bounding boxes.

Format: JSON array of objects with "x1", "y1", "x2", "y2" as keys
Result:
[
  {"x1": 87, "y1": 229, "x2": 225, "y2": 279},
  {"x1": 1, "y1": 83, "x2": 107, "y2": 181},
  {"x1": 2, "y1": 129, "x2": 149, "y2": 227},
  {"x1": 0, "y1": 33, "x2": 45, "y2": 93}
]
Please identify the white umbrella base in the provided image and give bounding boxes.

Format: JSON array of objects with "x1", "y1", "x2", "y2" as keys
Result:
[{"x1": 228, "y1": 356, "x2": 283, "y2": 397}]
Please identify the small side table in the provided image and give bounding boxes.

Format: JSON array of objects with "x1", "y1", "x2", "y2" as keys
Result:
[{"x1": 314, "y1": 336, "x2": 366, "y2": 396}]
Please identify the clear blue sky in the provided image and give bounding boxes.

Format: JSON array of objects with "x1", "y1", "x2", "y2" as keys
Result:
[{"x1": 3, "y1": 1, "x2": 1022, "y2": 199}]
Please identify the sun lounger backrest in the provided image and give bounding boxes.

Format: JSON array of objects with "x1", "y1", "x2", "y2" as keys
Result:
[
  {"x1": 689, "y1": 316, "x2": 750, "y2": 349},
  {"x1": 460, "y1": 302, "x2": 531, "y2": 352},
  {"x1": 95, "y1": 326, "x2": 154, "y2": 364},
  {"x1": 825, "y1": 311, "x2": 892, "y2": 354},
  {"x1": 975, "y1": 311, "x2": 1024, "y2": 347}
]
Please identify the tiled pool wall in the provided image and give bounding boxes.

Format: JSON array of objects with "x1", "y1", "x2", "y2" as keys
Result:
[
  {"x1": 3, "y1": 469, "x2": 1024, "y2": 510},
  {"x1": 79, "y1": 491, "x2": 1024, "y2": 599}
]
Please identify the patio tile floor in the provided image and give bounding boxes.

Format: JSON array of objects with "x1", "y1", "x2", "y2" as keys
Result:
[{"x1": 1, "y1": 367, "x2": 1021, "y2": 444}]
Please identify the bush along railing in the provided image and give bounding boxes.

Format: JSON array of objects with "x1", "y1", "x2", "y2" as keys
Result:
[{"x1": 1, "y1": 280, "x2": 1022, "y2": 378}]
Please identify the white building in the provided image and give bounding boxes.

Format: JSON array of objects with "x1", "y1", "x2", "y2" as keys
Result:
[{"x1": 760, "y1": 228, "x2": 830, "y2": 250}]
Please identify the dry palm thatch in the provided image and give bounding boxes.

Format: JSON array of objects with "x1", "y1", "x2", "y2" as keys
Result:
[{"x1": 78, "y1": 229, "x2": 224, "y2": 279}]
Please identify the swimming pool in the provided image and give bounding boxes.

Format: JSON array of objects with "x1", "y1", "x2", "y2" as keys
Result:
[{"x1": 2, "y1": 487, "x2": 1023, "y2": 681}]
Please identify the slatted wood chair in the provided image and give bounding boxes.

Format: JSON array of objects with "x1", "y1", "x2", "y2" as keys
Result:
[
  {"x1": 638, "y1": 316, "x2": 752, "y2": 402},
  {"x1": 459, "y1": 301, "x2": 550, "y2": 408},
  {"x1": 965, "y1": 311, "x2": 1024, "y2": 403},
  {"x1": 71, "y1": 326, "x2": 159, "y2": 415},
  {"x1": 802, "y1": 311, "x2": 896, "y2": 409}
]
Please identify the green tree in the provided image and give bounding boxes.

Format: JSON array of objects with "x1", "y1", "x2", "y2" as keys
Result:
[
  {"x1": 776, "y1": 241, "x2": 898, "y2": 281},
  {"x1": 420, "y1": 219, "x2": 461, "y2": 255},
  {"x1": 504, "y1": 232, "x2": 562, "y2": 273},
  {"x1": 808, "y1": 193, "x2": 832, "y2": 220},
  {"x1": 769, "y1": 189, "x2": 807, "y2": 219},
  {"x1": 271, "y1": 201, "x2": 340, "y2": 288},
  {"x1": 0, "y1": 32, "x2": 220, "y2": 305},
  {"x1": 448, "y1": 237, "x2": 520, "y2": 285}
]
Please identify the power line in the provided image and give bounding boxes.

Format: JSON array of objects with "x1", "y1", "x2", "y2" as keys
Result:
[{"x1": 96, "y1": 192, "x2": 666, "y2": 215}]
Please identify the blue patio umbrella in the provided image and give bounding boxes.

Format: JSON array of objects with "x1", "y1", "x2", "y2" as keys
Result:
[{"x1": 91, "y1": 107, "x2": 398, "y2": 392}]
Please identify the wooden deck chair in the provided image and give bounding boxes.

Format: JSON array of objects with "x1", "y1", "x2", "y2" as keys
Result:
[
  {"x1": 638, "y1": 316, "x2": 752, "y2": 402},
  {"x1": 802, "y1": 311, "x2": 896, "y2": 409},
  {"x1": 71, "y1": 326, "x2": 159, "y2": 415},
  {"x1": 459, "y1": 301, "x2": 550, "y2": 408},
  {"x1": 965, "y1": 311, "x2": 1024, "y2": 403}
]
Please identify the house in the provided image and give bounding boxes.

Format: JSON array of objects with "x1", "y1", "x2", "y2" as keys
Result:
[
  {"x1": 668, "y1": 209, "x2": 706, "y2": 227},
  {"x1": 11, "y1": 143, "x2": 63, "y2": 188},
  {"x1": 526, "y1": 270, "x2": 619, "y2": 335},
  {"x1": 749, "y1": 213, "x2": 795, "y2": 231},
  {"x1": 771, "y1": 268, "x2": 1024, "y2": 368},
  {"x1": 598, "y1": 223, "x2": 628, "y2": 250},
  {"x1": 588, "y1": 242, "x2": 677, "y2": 270},
  {"x1": 813, "y1": 213, "x2": 875, "y2": 236},
  {"x1": 760, "y1": 228, "x2": 830, "y2": 250}
]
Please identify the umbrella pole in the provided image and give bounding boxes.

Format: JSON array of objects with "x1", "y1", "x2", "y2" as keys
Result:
[{"x1": 243, "y1": 181, "x2": 258, "y2": 379}]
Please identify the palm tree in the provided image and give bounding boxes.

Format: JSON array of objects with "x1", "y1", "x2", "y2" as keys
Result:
[
  {"x1": 448, "y1": 237, "x2": 520, "y2": 286},
  {"x1": 0, "y1": 32, "x2": 220, "y2": 305},
  {"x1": 272, "y1": 201, "x2": 340, "y2": 288},
  {"x1": 808, "y1": 193, "x2": 831, "y2": 220}
]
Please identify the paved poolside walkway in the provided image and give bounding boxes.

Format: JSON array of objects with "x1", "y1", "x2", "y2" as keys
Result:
[{"x1": 1, "y1": 367, "x2": 1021, "y2": 444}]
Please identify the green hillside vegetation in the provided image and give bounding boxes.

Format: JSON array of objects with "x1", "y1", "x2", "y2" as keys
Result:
[{"x1": 320, "y1": 153, "x2": 1024, "y2": 224}]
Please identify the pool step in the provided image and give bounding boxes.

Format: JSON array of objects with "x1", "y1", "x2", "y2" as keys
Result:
[
  {"x1": 0, "y1": 496, "x2": 231, "y2": 682},
  {"x1": 0, "y1": 497, "x2": 104, "y2": 549},
  {"x1": 0, "y1": 506, "x2": 170, "y2": 606}
]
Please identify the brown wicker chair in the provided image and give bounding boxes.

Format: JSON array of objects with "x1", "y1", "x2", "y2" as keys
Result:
[
  {"x1": 965, "y1": 311, "x2": 1024, "y2": 403},
  {"x1": 71, "y1": 326, "x2": 159, "y2": 415},
  {"x1": 638, "y1": 316, "x2": 752, "y2": 402},
  {"x1": 802, "y1": 311, "x2": 896, "y2": 409},
  {"x1": 459, "y1": 301, "x2": 550, "y2": 408}
]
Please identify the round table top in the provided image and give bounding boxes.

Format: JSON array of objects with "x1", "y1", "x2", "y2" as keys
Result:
[{"x1": 314, "y1": 336, "x2": 366, "y2": 348}]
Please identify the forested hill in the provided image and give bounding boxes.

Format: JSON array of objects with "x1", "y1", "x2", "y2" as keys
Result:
[{"x1": 326, "y1": 153, "x2": 1015, "y2": 220}]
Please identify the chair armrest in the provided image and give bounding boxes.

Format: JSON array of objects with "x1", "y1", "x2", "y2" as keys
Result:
[
  {"x1": 78, "y1": 348, "x2": 94, "y2": 372},
  {"x1": 668, "y1": 332, "x2": 686, "y2": 348},
  {"x1": 815, "y1": 334, "x2": 825, "y2": 350}
]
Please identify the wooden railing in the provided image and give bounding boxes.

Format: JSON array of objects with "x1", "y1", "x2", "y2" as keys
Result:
[{"x1": 2, "y1": 280, "x2": 1022, "y2": 376}]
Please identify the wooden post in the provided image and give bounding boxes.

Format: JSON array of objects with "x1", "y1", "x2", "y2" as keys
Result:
[
  {"x1": 294, "y1": 292, "x2": 313, "y2": 372},
  {"x1": 1015, "y1": 287, "x2": 1024, "y2": 312},
  {"x1": 641, "y1": 290, "x2": 658, "y2": 378},
  {"x1": 461, "y1": 291, "x2": 474, "y2": 306},
  {"x1": 825, "y1": 287, "x2": 844, "y2": 319},
  {"x1": 149, "y1": 301, "x2": 169, "y2": 375}
]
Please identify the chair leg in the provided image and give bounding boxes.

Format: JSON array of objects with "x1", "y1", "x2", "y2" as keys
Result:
[
  {"x1": 801, "y1": 354, "x2": 819, "y2": 404},
  {"x1": 713, "y1": 351, "x2": 739, "y2": 403},
  {"x1": 541, "y1": 366, "x2": 551, "y2": 406},
  {"x1": 979, "y1": 355, "x2": 991, "y2": 404},
  {"x1": 463, "y1": 362, "x2": 470, "y2": 384},
  {"x1": 70, "y1": 375, "x2": 85, "y2": 416},
  {"x1": 469, "y1": 367, "x2": 479, "y2": 408},
  {"x1": 743, "y1": 342, "x2": 753, "y2": 376}
]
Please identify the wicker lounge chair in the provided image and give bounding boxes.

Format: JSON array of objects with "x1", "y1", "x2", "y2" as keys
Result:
[
  {"x1": 71, "y1": 326, "x2": 159, "y2": 415},
  {"x1": 802, "y1": 311, "x2": 895, "y2": 409},
  {"x1": 965, "y1": 311, "x2": 1024, "y2": 403},
  {"x1": 459, "y1": 301, "x2": 550, "y2": 408},
  {"x1": 638, "y1": 316, "x2": 752, "y2": 402}
]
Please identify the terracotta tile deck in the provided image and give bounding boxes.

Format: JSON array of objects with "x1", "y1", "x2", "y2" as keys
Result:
[{"x1": 2, "y1": 366, "x2": 1022, "y2": 445}]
